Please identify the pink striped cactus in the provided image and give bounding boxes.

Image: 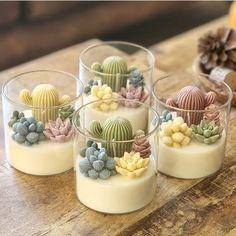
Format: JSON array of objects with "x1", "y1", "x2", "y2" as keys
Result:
[{"x1": 166, "y1": 86, "x2": 216, "y2": 125}]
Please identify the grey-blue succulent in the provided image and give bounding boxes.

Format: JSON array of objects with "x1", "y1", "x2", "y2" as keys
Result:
[
  {"x1": 8, "y1": 110, "x2": 25, "y2": 127},
  {"x1": 129, "y1": 69, "x2": 145, "y2": 88},
  {"x1": 79, "y1": 140, "x2": 100, "y2": 157},
  {"x1": 11, "y1": 115, "x2": 45, "y2": 146},
  {"x1": 84, "y1": 79, "x2": 99, "y2": 94},
  {"x1": 79, "y1": 144, "x2": 116, "y2": 180},
  {"x1": 160, "y1": 110, "x2": 173, "y2": 124}
]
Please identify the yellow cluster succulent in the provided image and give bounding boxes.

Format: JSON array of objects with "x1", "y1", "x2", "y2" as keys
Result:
[
  {"x1": 90, "y1": 84, "x2": 119, "y2": 111},
  {"x1": 114, "y1": 152, "x2": 149, "y2": 178},
  {"x1": 160, "y1": 117, "x2": 192, "y2": 148}
]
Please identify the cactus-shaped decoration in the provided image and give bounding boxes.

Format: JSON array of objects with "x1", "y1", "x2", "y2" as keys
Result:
[
  {"x1": 11, "y1": 116, "x2": 45, "y2": 146},
  {"x1": 166, "y1": 86, "x2": 216, "y2": 125},
  {"x1": 160, "y1": 110, "x2": 173, "y2": 125},
  {"x1": 44, "y1": 118, "x2": 74, "y2": 143},
  {"x1": 79, "y1": 146, "x2": 117, "y2": 180},
  {"x1": 91, "y1": 56, "x2": 135, "y2": 92},
  {"x1": 132, "y1": 130, "x2": 151, "y2": 158},
  {"x1": 129, "y1": 69, "x2": 145, "y2": 88},
  {"x1": 160, "y1": 117, "x2": 192, "y2": 148},
  {"x1": 115, "y1": 151, "x2": 150, "y2": 178},
  {"x1": 203, "y1": 104, "x2": 220, "y2": 125},
  {"x1": 119, "y1": 85, "x2": 149, "y2": 108},
  {"x1": 79, "y1": 140, "x2": 99, "y2": 157},
  {"x1": 8, "y1": 110, "x2": 25, "y2": 127},
  {"x1": 20, "y1": 84, "x2": 71, "y2": 123},
  {"x1": 59, "y1": 105, "x2": 75, "y2": 121},
  {"x1": 89, "y1": 84, "x2": 119, "y2": 111},
  {"x1": 192, "y1": 119, "x2": 223, "y2": 144},
  {"x1": 90, "y1": 116, "x2": 133, "y2": 157},
  {"x1": 84, "y1": 79, "x2": 99, "y2": 94}
]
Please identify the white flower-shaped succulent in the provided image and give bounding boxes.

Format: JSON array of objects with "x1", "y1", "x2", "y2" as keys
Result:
[{"x1": 114, "y1": 152, "x2": 149, "y2": 178}]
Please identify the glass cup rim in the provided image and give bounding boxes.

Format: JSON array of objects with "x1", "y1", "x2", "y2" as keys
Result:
[
  {"x1": 152, "y1": 74, "x2": 233, "y2": 113},
  {"x1": 79, "y1": 40, "x2": 155, "y2": 77},
  {"x1": 72, "y1": 98, "x2": 160, "y2": 143},
  {"x1": 2, "y1": 69, "x2": 84, "y2": 109}
]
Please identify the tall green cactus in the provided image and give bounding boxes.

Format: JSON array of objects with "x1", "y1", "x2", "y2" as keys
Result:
[
  {"x1": 91, "y1": 56, "x2": 135, "y2": 92},
  {"x1": 20, "y1": 84, "x2": 70, "y2": 123},
  {"x1": 90, "y1": 116, "x2": 133, "y2": 157}
]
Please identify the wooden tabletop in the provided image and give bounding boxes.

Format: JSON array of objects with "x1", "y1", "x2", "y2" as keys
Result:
[{"x1": 1, "y1": 16, "x2": 236, "y2": 236}]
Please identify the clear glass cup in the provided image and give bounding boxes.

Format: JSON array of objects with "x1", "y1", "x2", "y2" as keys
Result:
[
  {"x1": 151, "y1": 73, "x2": 232, "y2": 179},
  {"x1": 79, "y1": 41, "x2": 155, "y2": 106},
  {"x1": 2, "y1": 70, "x2": 83, "y2": 175},
  {"x1": 73, "y1": 98, "x2": 159, "y2": 214}
]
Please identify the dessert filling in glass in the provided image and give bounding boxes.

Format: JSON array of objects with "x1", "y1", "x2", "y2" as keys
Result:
[
  {"x1": 152, "y1": 74, "x2": 232, "y2": 179},
  {"x1": 2, "y1": 70, "x2": 83, "y2": 175},
  {"x1": 74, "y1": 98, "x2": 159, "y2": 214}
]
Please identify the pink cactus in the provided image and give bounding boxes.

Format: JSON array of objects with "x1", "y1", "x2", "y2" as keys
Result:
[
  {"x1": 44, "y1": 118, "x2": 74, "y2": 142},
  {"x1": 132, "y1": 130, "x2": 151, "y2": 158},
  {"x1": 166, "y1": 86, "x2": 216, "y2": 125},
  {"x1": 204, "y1": 104, "x2": 220, "y2": 125},
  {"x1": 119, "y1": 85, "x2": 149, "y2": 108}
]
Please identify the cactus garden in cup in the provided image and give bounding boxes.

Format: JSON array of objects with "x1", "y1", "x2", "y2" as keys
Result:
[
  {"x1": 83, "y1": 55, "x2": 149, "y2": 110},
  {"x1": 77, "y1": 55, "x2": 154, "y2": 180},
  {"x1": 157, "y1": 85, "x2": 227, "y2": 179},
  {"x1": 6, "y1": 83, "x2": 76, "y2": 175},
  {"x1": 76, "y1": 99, "x2": 157, "y2": 213},
  {"x1": 76, "y1": 55, "x2": 157, "y2": 213}
]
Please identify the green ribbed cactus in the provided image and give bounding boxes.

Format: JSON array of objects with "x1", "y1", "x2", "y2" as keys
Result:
[
  {"x1": 90, "y1": 116, "x2": 133, "y2": 157},
  {"x1": 91, "y1": 56, "x2": 135, "y2": 92},
  {"x1": 20, "y1": 84, "x2": 71, "y2": 123}
]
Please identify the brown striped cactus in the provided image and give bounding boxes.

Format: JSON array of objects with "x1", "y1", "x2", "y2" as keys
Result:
[
  {"x1": 20, "y1": 84, "x2": 71, "y2": 123},
  {"x1": 166, "y1": 86, "x2": 216, "y2": 125}
]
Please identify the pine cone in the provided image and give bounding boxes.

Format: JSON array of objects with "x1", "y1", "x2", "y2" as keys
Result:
[
  {"x1": 132, "y1": 130, "x2": 151, "y2": 158},
  {"x1": 198, "y1": 27, "x2": 236, "y2": 73}
]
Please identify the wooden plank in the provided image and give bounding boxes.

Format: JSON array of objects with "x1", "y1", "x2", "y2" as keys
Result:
[{"x1": 119, "y1": 161, "x2": 236, "y2": 236}]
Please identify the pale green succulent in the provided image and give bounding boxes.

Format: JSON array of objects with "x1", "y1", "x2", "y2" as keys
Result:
[{"x1": 192, "y1": 119, "x2": 224, "y2": 144}]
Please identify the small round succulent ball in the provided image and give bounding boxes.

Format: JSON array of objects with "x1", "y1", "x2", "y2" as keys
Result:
[{"x1": 91, "y1": 62, "x2": 102, "y2": 72}]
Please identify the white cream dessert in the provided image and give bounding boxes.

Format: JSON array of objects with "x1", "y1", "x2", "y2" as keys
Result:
[
  {"x1": 76, "y1": 155, "x2": 156, "y2": 214},
  {"x1": 158, "y1": 132, "x2": 226, "y2": 179},
  {"x1": 6, "y1": 134, "x2": 73, "y2": 175}
]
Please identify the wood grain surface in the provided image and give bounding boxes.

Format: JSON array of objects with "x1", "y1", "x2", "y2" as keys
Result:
[{"x1": 0, "y1": 16, "x2": 235, "y2": 236}]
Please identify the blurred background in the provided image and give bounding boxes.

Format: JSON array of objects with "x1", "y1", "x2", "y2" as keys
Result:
[{"x1": 0, "y1": 1, "x2": 231, "y2": 71}]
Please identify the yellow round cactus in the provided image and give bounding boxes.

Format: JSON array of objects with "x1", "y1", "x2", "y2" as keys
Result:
[
  {"x1": 160, "y1": 117, "x2": 192, "y2": 148},
  {"x1": 114, "y1": 152, "x2": 149, "y2": 178},
  {"x1": 20, "y1": 84, "x2": 71, "y2": 123}
]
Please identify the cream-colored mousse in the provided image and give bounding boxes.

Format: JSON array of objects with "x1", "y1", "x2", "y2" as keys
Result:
[
  {"x1": 76, "y1": 156, "x2": 156, "y2": 214},
  {"x1": 158, "y1": 132, "x2": 226, "y2": 179},
  {"x1": 7, "y1": 136, "x2": 73, "y2": 175}
]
